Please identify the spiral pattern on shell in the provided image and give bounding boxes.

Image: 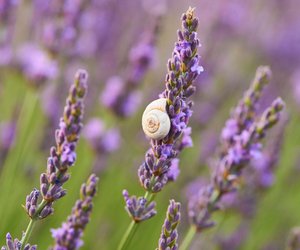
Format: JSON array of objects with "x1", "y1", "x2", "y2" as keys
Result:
[{"x1": 142, "y1": 98, "x2": 171, "y2": 140}]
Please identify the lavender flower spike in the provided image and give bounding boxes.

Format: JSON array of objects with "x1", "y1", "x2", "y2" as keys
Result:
[
  {"x1": 11, "y1": 70, "x2": 88, "y2": 250},
  {"x1": 50, "y1": 174, "x2": 99, "y2": 250},
  {"x1": 157, "y1": 200, "x2": 181, "y2": 250},
  {"x1": 221, "y1": 66, "x2": 271, "y2": 154},
  {"x1": 32, "y1": 69, "x2": 88, "y2": 219},
  {"x1": 187, "y1": 68, "x2": 285, "y2": 234},
  {"x1": 1, "y1": 233, "x2": 36, "y2": 250},
  {"x1": 138, "y1": 7, "x2": 203, "y2": 193}
]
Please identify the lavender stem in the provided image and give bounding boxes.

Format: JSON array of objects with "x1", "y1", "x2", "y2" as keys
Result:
[
  {"x1": 20, "y1": 192, "x2": 52, "y2": 248},
  {"x1": 117, "y1": 220, "x2": 138, "y2": 250},
  {"x1": 118, "y1": 191, "x2": 155, "y2": 250},
  {"x1": 179, "y1": 226, "x2": 197, "y2": 250},
  {"x1": 179, "y1": 190, "x2": 221, "y2": 250},
  {"x1": 20, "y1": 219, "x2": 35, "y2": 249}
]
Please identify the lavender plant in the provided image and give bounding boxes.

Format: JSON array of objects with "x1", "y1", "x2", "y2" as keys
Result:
[
  {"x1": 157, "y1": 200, "x2": 181, "y2": 250},
  {"x1": 217, "y1": 117, "x2": 288, "y2": 249},
  {"x1": 180, "y1": 67, "x2": 285, "y2": 250},
  {"x1": 50, "y1": 174, "x2": 99, "y2": 250},
  {"x1": 1, "y1": 69, "x2": 88, "y2": 249},
  {"x1": 1, "y1": 233, "x2": 36, "y2": 250},
  {"x1": 119, "y1": 7, "x2": 203, "y2": 250}
]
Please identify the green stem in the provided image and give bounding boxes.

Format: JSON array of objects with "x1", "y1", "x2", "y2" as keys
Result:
[
  {"x1": 0, "y1": 90, "x2": 39, "y2": 225},
  {"x1": 179, "y1": 226, "x2": 197, "y2": 250},
  {"x1": 19, "y1": 199, "x2": 48, "y2": 249},
  {"x1": 20, "y1": 219, "x2": 35, "y2": 249},
  {"x1": 179, "y1": 190, "x2": 221, "y2": 250},
  {"x1": 117, "y1": 220, "x2": 138, "y2": 250},
  {"x1": 117, "y1": 191, "x2": 156, "y2": 250}
]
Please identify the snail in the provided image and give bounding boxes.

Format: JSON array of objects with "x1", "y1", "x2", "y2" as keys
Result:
[{"x1": 142, "y1": 98, "x2": 171, "y2": 140}]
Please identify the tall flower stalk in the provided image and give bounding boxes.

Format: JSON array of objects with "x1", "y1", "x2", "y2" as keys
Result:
[
  {"x1": 2, "y1": 69, "x2": 88, "y2": 250},
  {"x1": 50, "y1": 174, "x2": 99, "y2": 250},
  {"x1": 179, "y1": 67, "x2": 285, "y2": 250},
  {"x1": 119, "y1": 7, "x2": 203, "y2": 250},
  {"x1": 216, "y1": 116, "x2": 288, "y2": 249}
]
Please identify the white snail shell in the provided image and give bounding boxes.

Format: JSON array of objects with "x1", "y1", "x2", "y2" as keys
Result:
[{"x1": 142, "y1": 98, "x2": 171, "y2": 140}]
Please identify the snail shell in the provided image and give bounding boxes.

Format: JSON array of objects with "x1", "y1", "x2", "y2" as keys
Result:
[{"x1": 142, "y1": 98, "x2": 171, "y2": 140}]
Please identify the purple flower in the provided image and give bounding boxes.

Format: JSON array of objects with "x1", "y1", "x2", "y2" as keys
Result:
[
  {"x1": 50, "y1": 174, "x2": 99, "y2": 250},
  {"x1": 83, "y1": 118, "x2": 120, "y2": 154},
  {"x1": 221, "y1": 119, "x2": 239, "y2": 142},
  {"x1": 17, "y1": 44, "x2": 58, "y2": 85},
  {"x1": 101, "y1": 128, "x2": 121, "y2": 153},
  {"x1": 100, "y1": 76, "x2": 124, "y2": 109},
  {"x1": 83, "y1": 118, "x2": 105, "y2": 141},
  {"x1": 167, "y1": 159, "x2": 180, "y2": 182},
  {"x1": 120, "y1": 90, "x2": 143, "y2": 117},
  {"x1": 220, "y1": 66, "x2": 272, "y2": 154},
  {"x1": 24, "y1": 69, "x2": 88, "y2": 220},
  {"x1": 137, "y1": 7, "x2": 202, "y2": 194},
  {"x1": 180, "y1": 127, "x2": 193, "y2": 149},
  {"x1": 0, "y1": 121, "x2": 16, "y2": 150},
  {"x1": 291, "y1": 70, "x2": 300, "y2": 106},
  {"x1": 188, "y1": 67, "x2": 285, "y2": 232},
  {"x1": 0, "y1": 46, "x2": 13, "y2": 66},
  {"x1": 0, "y1": 0, "x2": 19, "y2": 67},
  {"x1": 1, "y1": 233, "x2": 36, "y2": 250},
  {"x1": 34, "y1": 0, "x2": 90, "y2": 57},
  {"x1": 157, "y1": 200, "x2": 181, "y2": 250}
]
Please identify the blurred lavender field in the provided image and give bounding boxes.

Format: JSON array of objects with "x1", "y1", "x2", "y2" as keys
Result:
[{"x1": 0, "y1": 0, "x2": 300, "y2": 249}]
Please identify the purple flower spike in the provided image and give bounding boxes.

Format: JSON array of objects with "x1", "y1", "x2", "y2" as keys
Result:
[
  {"x1": 24, "y1": 69, "x2": 88, "y2": 220},
  {"x1": 122, "y1": 190, "x2": 156, "y2": 222},
  {"x1": 1, "y1": 233, "x2": 36, "y2": 250},
  {"x1": 138, "y1": 7, "x2": 202, "y2": 193},
  {"x1": 157, "y1": 200, "x2": 181, "y2": 250},
  {"x1": 187, "y1": 67, "x2": 285, "y2": 232},
  {"x1": 221, "y1": 66, "x2": 271, "y2": 154},
  {"x1": 50, "y1": 174, "x2": 99, "y2": 250}
]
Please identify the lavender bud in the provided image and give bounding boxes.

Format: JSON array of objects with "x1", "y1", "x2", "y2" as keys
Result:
[
  {"x1": 50, "y1": 174, "x2": 99, "y2": 250},
  {"x1": 157, "y1": 200, "x2": 181, "y2": 250}
]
